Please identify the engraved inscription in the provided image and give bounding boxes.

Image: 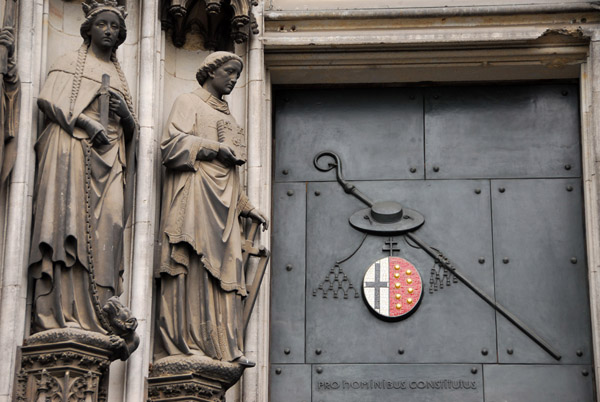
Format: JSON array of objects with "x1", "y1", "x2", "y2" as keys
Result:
[{"x1": 317, "y1": 378, "x2": 478, "y2": 391}]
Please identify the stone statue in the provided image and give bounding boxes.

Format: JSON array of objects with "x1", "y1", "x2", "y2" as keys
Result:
[
  {"x1": 29, "y1": 0, "x2": 137, "y2": 337},
  {"x1": 0, "y1": 26, "x2": 20, "y2": 183},
  {"x1": 17, "y1": 3, "x2": 139, "y2": 400},
  {"x1": 155, "y1": 51, "x2": 268, "y2": 369}
]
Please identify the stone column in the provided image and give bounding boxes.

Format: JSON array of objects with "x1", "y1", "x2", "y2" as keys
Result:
[
  {"x1": 243, "y1": 2, "x2": 272, "y2": 401},
  {"x1": 0, "y1": 0, "x2": 43, "y2": 399},
  {"x1": 581, "y1": 35, "x2": 600, "y2": 399},
  {"x1": 124, "y1": 0, "x2": 163, "y2": 400}
]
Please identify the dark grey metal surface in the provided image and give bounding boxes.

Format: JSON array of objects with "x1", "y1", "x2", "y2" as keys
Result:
[
  {"x1": 313, "y1": 364, "x2": 483, "y2": 402},
  {"x1": 270, "y1": 183, "x2": 306, "y2": 364},
  {"x1": 270, "y1": 84, "x2": 594, "y2": 401},
  {"x1": 305, "y1": 180, "x2": 496, "y2": 364},
  {"x1": 425, "y1": 85, "x2": 581, "y2": 179},
  {"x1": 269, "y1": 364, "x2": 311, "y2": 402},
  {"x1": 274, "y1": 88, "x2": 424, "y2": 183},
  {"x1": 492, "y1": 179, "x2": 592, "y2": 364},
  {"x1": 484, "y1": 365, "x2": 594, "y2": 402}
]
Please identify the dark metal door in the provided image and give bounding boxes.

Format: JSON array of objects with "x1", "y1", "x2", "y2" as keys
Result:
[{"x1": 270, "y1": 85, "x2": 594, "y2": 402}]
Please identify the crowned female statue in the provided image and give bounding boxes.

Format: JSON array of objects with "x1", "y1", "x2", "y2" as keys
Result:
[
  {"x1": 155, "y1": 51, "x2": 268, "y2": 368},
  {"x1": 29, "y1": 0, "x2": 137, "y2": 337}
]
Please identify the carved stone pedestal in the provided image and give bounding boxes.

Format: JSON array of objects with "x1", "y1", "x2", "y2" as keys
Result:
[
  {"x1": 14, "y1": 328, "x2": 123, "y2": 402},
  {"x1": 148, "y1": 356, "x2": 246, "y2": 402}
]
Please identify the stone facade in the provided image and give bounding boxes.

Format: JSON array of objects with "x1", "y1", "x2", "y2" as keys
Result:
[{"x1": 1, "y1": 1, "x2": 600, "y2": 401}]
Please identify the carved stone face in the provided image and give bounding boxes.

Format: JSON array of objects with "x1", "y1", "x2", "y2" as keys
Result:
[
  {"x1": 207, "y1": 59, "x2": 243, "y2": 96},
  {"x1": 88, "y1": 11, "x2": 120, "y2": 51}
]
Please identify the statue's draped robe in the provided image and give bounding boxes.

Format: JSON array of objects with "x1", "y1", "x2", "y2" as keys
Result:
[
  {"x1": 29, "y1": 50, "x2": 131, "y2": 334},
  {"x1": 156, "y1": 87, "x2": 253, "y2": 362},
  {"x1": 0, "y1": 56, "x2": 20, "y2": 182}
]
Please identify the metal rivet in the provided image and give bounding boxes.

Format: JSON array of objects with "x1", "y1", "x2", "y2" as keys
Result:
[
  {"x1": 474, "y1": 189, "x2": 481, "y2": 194},
  {"x1": 286, "y1": 264, "x2": 293, "y2": 271},
  {"x1": 471, "y1": 367, "x2": 478, "y2": 374},
  {"x1": 398, "y1": 349, "x2": 404, "y2": 355},
  {"x1": 571, "y1": 257, "x2": 578, "y2": 264},
  {"x1": 275, "y1": 368, "x2": 282, "y2": 375},
  {"x1": 316, "y1": 367, "x2": 323, "y2": 374},
  {"x1": 282, "y1": 169, "x2": 289, "y2": 175},
  {"x1": 507, "y1": 348, "x2": 514, "y2": 355},
  {"x1": 565, "y1": 164, "x2": 572, "y2": 171},
  {"x1": 562, "y1": 90, "x2": 569, "y2": 96},
  {"x1": 433, "y1": 166, "x2": 440, "y2": 172},
  {"x1": 582, "y1": 369, "x2": 589, "y2": 377},
  {"x1": 481, "y1": 348, "x2": 488, "y2": 356},
  {"x1": 503, "y1": 258, "x2": 509, "y2": 264},
  {"x1": 409, "y1": 167, "x2": 417, "y2": 173},
  {"x1": 314, "y1": 191, "x2": 321, "y2": 196},
  {"x1": 284, "y1": 348, "x2": 290, "y2": 355},
  {"x1": 315, "y1": 349, "x2": 322, "y2": 355},
  {"x1": 287, "y1": 190, "x2": 294, "y2": 196},
  {"x1": 498, "y1": 187, "x2": 505, "y2": 193},
  {"x1": 567, "y1": 185, "x2": 573, "y2": 192},
  {"x1": 478, "y1": 258, "x2": 485, "y2": 264},
  {"x1": 577, "y1": 349, "x2": 584, "y2": 357}
]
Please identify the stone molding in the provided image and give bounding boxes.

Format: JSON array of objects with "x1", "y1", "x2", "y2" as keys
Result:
[{"x1": 161, "y1": 0, "x2": 259, "y2": 50}]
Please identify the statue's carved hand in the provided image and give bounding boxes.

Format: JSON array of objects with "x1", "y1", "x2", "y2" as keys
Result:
[
  {"x1": 87, "y1": 119, "x2": 110, "y2": 147},
  {"x1": 0, "y1": 28, "x2": 15, "y2": 59},
  {"x1": 217, "y1": 144, "x2": 244, "y2": 166},
  {"x1": 108, "y1": 90, "x2": 132, "y2": 120},
  {"x1": 248, "y1": 208, "x2": 269, "y2": 231}
]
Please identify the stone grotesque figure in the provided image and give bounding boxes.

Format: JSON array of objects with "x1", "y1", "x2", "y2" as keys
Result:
[
  {"x1": 29, "y1": 0, "x2": 137, "y2": 337},
  {"x1": 155, "y1": 51, "x2": 268, "y2": 368}
]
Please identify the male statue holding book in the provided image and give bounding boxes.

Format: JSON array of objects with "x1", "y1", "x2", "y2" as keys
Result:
[{"x1": 155, "y1": 51, "x2": 268, "y2": 369}]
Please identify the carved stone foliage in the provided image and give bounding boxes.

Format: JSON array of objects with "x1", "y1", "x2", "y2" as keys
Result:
[
  {"x1": 14, "y1": 329, "x2": 127, "y2": 402},
  {"x1": 161, "y1": 0, "x2": 259, "y2": 50},
  {"x1": 148, "y1": 355, "x2": 246, "y2": 402}
]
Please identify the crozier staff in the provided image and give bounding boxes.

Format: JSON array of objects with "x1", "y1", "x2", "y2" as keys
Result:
[
  {"x1": 156, "y1": 52, "x2": 267, "y2": 367},
  {"x1": 29, "y1": 0, "x2": 137, "y2": 334}
]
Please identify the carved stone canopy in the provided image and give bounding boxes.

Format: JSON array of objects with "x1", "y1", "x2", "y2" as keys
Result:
[{"x1": 161, "y1": 0, "x2": 259, "y2": 51}]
